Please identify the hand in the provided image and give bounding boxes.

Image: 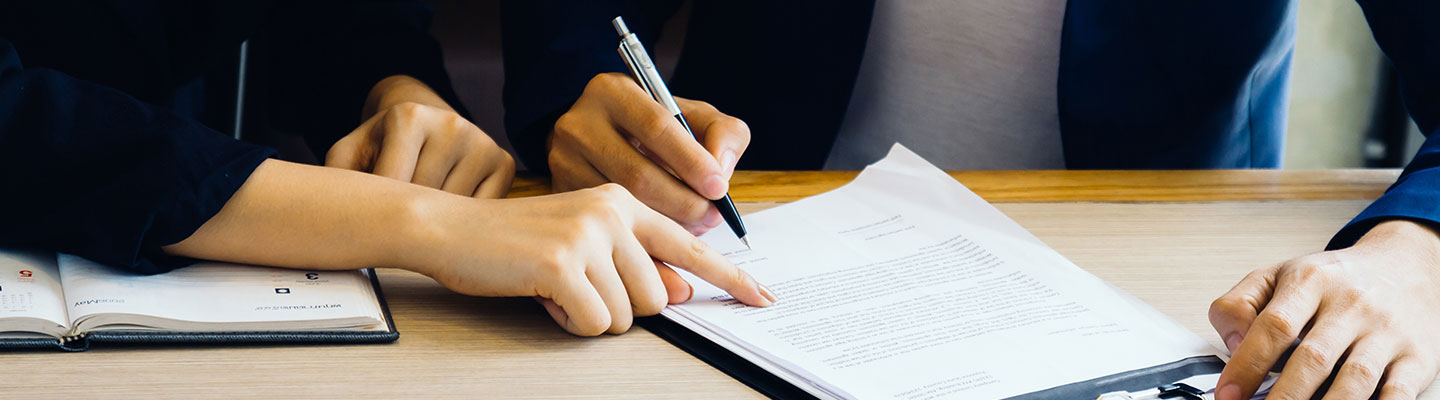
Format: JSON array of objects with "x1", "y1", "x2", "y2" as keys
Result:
[
  {"x1": 327, "y1": 75, "x2": 515, "y2": 198},
  {"x1": 165, "y1": 160, "x2": 773, "y2": 337},
  {"x1": 548, "y1": 73, "x2": 751, "y2": 234},
  {"x1": 410, "y1": 183, "x2": 776, "y2": 336},
  {"x1": 1209, "y1": 220, "x2": 1440, "y2": 400}
]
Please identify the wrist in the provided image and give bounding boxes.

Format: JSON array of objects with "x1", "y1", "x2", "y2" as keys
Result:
[
  {"x1": 1353, "y1": 219, "x2": 1440, "y2": 258},
  {"x1": 386, "y1": 188, "x2": 455, "y2": 277}
]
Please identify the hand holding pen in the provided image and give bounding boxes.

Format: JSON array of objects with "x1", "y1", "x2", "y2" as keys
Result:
[
  {"x1": 543, "y1": 19, "x2": 753, "y2": 239},
  {"x1": 611, "y1": 16, "x2": 749, "y2": 247}
]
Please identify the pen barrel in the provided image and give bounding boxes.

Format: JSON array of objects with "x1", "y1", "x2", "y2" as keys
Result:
[
  {"x1": 618, "y1": 33, "x2": 681, "y2": 114},
  {"x1": 712, "y1": 196, "x2": 747, "y2": 239}
]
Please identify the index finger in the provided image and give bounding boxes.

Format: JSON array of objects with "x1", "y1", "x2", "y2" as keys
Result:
[
  {"x1": 325, "y1": 117, "x2": 382, "y2": 170},
  {"x1": 601, "y1": 76, "x2": 728, "y2": 200},
  {"x1": 1210, "y1": 265, "x2": 1280, "y2": 352},
  {"x1": 1216, "y1": 265, "x2": 1324, "y2": 400},
  {"x1": 677, "y1": 98, "x2": 750, "y2": 179},
  {"x1": 371, "y1": 112, "x2": 427, "y2": 182},
  {"x1": 631, "y1": 204, "x2": 774, "y2": 308}
]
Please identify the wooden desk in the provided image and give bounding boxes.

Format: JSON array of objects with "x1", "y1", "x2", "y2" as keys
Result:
[{"x1": 13, "y1": 169, "x2": 1434, "y2": 399}]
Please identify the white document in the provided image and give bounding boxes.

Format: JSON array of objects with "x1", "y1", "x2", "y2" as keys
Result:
[{"x1": 665, "y1": 144, "x2": 1222, "y2": 399}]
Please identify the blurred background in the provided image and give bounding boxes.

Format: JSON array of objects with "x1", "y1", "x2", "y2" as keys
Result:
[{"x1": 427, "y1": 0, "x2": 1414, "y2": 171}]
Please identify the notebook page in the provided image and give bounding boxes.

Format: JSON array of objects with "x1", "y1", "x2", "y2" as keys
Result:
[
  {"x1": 667, "y1": 144, "x2": 1220, "y2": 399},
  {"x1": 58, "y1": 255, "x2": 381, "y2": 331},
  {"x1": 0, "y1": 249, "x2": 68, "y2": 337}
]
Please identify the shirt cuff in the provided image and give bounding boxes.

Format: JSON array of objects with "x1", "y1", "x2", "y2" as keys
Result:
[{"x1": 1328, "y1": 167, "x2": 1440, "y2": 250}]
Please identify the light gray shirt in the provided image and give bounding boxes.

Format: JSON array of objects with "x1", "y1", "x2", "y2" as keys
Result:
[{"x1": 825, "y1": 0, "x2": 1070, "y2": 170}]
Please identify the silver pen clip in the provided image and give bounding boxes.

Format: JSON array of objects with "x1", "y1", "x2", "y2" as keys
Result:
[
  {"x1": 613, "y1": 17, "x2": 655, "y2": 99},
  {"x1": 611, "y1": 16, "x2": 683, "y2": 116}
]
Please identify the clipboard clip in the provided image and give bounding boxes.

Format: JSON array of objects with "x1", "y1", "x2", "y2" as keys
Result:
[{"x1": 1096, "y1": 382, "x2": 1207, "y2": 400}]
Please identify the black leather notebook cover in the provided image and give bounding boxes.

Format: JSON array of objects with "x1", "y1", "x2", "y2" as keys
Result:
[
  {"x1": 0, "y1": 268, "x2": 399, "y2": 352},
  {"x1": 640, "y1": 314, "x2": 1224, "y2": 400}
]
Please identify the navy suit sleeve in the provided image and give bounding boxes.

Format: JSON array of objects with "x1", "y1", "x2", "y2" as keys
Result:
[
  {"x1": 0, "y1": 39, "x2": 275, "y2": 274},
  {"x1": 1329, "y1": 0, "x2": 1440, "y2": 248},
  {"x1": 260, "y1": 0, "x2": 466, "y2": 161},
  {"x1": 499, "y1": 0, "x2": 680, "y2": 171}
]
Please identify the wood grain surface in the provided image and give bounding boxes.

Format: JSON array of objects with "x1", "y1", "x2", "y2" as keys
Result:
[
  {"x1": 9, "y1": 170, "x2": 1435, "y2": 399},
  {"x1": 508, "y1": 169, "x2": 1401, "y2": 202}
]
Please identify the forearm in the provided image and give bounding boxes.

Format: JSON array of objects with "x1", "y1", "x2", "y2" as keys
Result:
[{"x1": 163, "y1": 159, "x2": 442, "y2": 275}]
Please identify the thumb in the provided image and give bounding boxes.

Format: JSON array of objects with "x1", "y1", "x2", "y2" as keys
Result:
[
  {"x1": 655, "y1": 260, "x2": 693, "y2": 304},
  {"x1": 1208, "y1": 265, "x2": 1280, "y2": 353}
]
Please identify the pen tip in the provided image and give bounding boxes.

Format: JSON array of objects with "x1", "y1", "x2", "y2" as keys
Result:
[{"x1": 740, "y1": 236, "x2": 751, "y2": 250}]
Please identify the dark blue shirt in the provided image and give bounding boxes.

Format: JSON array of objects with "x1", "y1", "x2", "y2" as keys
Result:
[
  {"x1": 501, "y1": 0, "x2": 1440, "y2": 249},
  {"x1": 499, "y1": 0, "x2": 1294, "y2": 171},
  {"x1": 0, "y1": 0, "x2": 459, "y2": 273},
  {"x1": 1330, "y1": 0, "x2": 1440, "y2": 248}
]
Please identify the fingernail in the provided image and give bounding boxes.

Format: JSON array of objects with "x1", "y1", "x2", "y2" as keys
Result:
[
  {"x1": 1225, "y1": 333, "x2": 1243, "y2": 353},
  {"x1": 703, "y1": 174, "x2": 727, "y2": 199},
  {"x1": 683, "y1": 282, "x2": 695, "y2": 303},
  {"x1": 703, "y1": 207, "x2": 723, "y2": 228},
  {"x1": 757, "y1": 283, "x2": 778, "y2": 305},
  {"x1": 1217, "y1": 384, "x2": 1240, "y2": 400},
  {"x1": 720, "y1": 150, "x2": 738, "y2": 178}
]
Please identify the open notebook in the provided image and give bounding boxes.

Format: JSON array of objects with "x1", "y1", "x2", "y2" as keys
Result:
[
  {"x1": 0, "y1": 250, "x2": 397, "y2": 351},
  {"x1": 644, "y1": 144, "x2": 1272, "y2": 399}
]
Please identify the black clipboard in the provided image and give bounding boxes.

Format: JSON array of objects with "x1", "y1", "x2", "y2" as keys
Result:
[{"x1": 640, "y1": 313, "x2": 1224, "y2": 400}]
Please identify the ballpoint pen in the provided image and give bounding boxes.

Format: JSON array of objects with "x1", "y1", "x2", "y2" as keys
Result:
[{"x1": 611, "y1": 16, "x2": 750, "y2": 249}]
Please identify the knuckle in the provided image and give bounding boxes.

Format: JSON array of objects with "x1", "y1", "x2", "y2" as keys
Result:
[
  {"x1": 1382, "y1": 381, "x2": 1417, "y2": 398},
  {"x1": 591, "y1": 72, "x2": 630, "y2": 90},
  {"x1": 613, "y1": 164, "x2": 648, "y2": 188},
  {"x1": 1288, "y1": 263, "x2": 1325, "y2": 283},
  {"x1": 636, "y1": 114, "x2": 673, "y2": 141},
  {"x1": 589, "y1": 200, "x2": 626, "y2": 228},
  {"x1": 1209, "y1": 296, "x2": 1247, "y2": 316},
  {"x1": 593, "y1": 182, "x2": 627, "y2": 198},
  {"x1": 446, "y1": 112, "x2": 471, "y2": 131},
  {"x1": 683, "y1": 236, "x2": 714, "y2": 265},
  {"x1": 553, "y1": 113, "x2": 584, "y2": 139},
  {"x1": 1371, "y1": 311, "x2": 1398, "y2": 331},
  {"x1": 536, "y1": 251, "x2": 573, "y2": 278},
  {"x1": 1255, "y1": 311, "x2": 1300, "y2": 339},
  {"x1": 325, "y1": 139, "x2": 353, "y2": 162},
  {"x1": 680, "y1": 195, "x2": 711, "y2": 220},
  {"x1": 574, "y1": 192, "x2": 627, "y2": 227},
  {"x1": 464, "y1": 132, "x2": 495, "y2": 154},
  {"x1": 1334, "y1": 287, "x2": 1365, "y2": 305},
  {"x1": 720, "y1": 116, "x2": 752, "y2": 141},
  {"x1": 1343, "y1": 361, "x2": 1381, "y2": 383},
  {"x1": 1292, "y1": 343, "x2": 1333, "y2": 369},
  {"x1": 569, "y1": 217, "x2": 605, "y2": 244},
  {"x1": 584, "y1": 73, "x2": 630, "y2": 98},
  {"x1": 547, "y1": 148, "x2": 571, "y2": 172},
  {"x1": 499, "y1": 151, "x2": 516, "y2": 170},
  {"x1": 392, "y1": 101, "x2": 426, "y2": 118}
]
